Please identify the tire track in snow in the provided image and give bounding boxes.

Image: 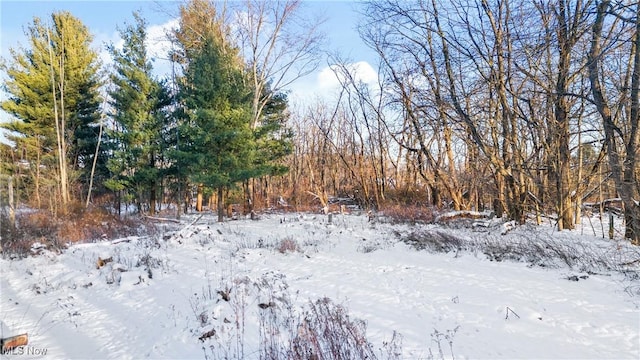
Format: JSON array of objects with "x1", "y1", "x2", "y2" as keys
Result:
[
  {"x1": 241, "y1": 239, "x2": 639, "y2": 359},
  {"x1": 1, "y1": 267, "x2": 104, "y2": 359}
]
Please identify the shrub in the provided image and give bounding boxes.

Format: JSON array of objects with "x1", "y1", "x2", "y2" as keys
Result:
[
  {"x1": 377, "y1": 204, "x2": 437, "y2": 225},
  {"x1": 403, "y1": 230, "x2": 464, "y2": 253},
  {"x1": 278, "y1": 237, "x2": 300, "y2": 254},
  {"x1": 1, "y1": 211, "x2": 58, "y2": 258},
  {"x1": 58, "y1": 206, "x2": 132, "y2": 242},
  {"x1": 1, "y1": 207, "x2": 155, "y2": 258},
  {"x1": 289, "y1": 298, "x2": 378, "y2": 360},
  {"x1": 22, "y1": 211, "x2": 58, "y2": 240},
  {"x1": 200, "y1": 273, "x2": 404, "y2": 360},
  {"x1": 400, "y1": 226, "x2": 640, "y2": 274}
]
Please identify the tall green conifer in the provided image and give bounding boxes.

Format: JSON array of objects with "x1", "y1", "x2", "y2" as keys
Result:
[
  {"x1": 107, "y1": 13, "x2": 171, "y2": 215},
  {"x1": 1, "y1": 11, "x2": 102, "y2": 209},
  {"x1": 175, "y1": 33, "x2": 254, "y2": 221},
  {"x1": 170, "y1": 0, "x2": 294, "y2": 219}
]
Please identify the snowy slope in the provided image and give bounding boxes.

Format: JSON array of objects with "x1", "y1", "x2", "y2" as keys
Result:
[{"x1": 1, "y1": 213, "x2": 638, "y2": 359}]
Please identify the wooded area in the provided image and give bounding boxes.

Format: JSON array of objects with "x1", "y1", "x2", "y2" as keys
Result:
[{"x1": 0, "y1": 0, "x2": 638, "y2": 244}]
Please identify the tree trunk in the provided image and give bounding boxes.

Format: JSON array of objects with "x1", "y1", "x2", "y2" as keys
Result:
[
  {"x1": 35, "y1": 138, "x2": 41, "y2": 208},
  {"x1": 196, "y1": 183, "x2": 203, "y2": 212},
  {"x1": 8, "y1": 176, "x2": 15, "y2": 227},
  {"x1": 576, "y1": 116, "x2": 583, "y2": 225},
  {"x1": 149, "y1": 151, "x2": 157, "y2": 215},
  {"x1": 589, "y1": 0, "x2": 640, "y2": 243},
  {"x1": 117, "y1": 190, "x2": 122, "y2": 218},
  {"x1": 184, "y1": 185, "x2": 190, "y2": 215},
  {"x1": 554, "y1": 41, "x2": 575, "y2": 230},
  {"x1": 263, "y1": 177, "x2": 270, "y2": 209},
  {"x1": 243, "y1": 179, "x2": 253, "y2": 215},
  {"x1": 150, "y1": 186, "x2": 157, "y2": 215},
  {"x1": 86, "y1": 120, "x2": 103, "y2": 208},
  {"x1": 217, "y1": 187, "x2": 224, "y2": 222},
  {"x1": 47, "y1": 28, "x2": 69, "y2": 208},
  {"x1": 176, "y1": 181, "x2": 182, "y2": 220},
  {"x1": 622, "y1": 3, "x2": 640, "y2": 243}
]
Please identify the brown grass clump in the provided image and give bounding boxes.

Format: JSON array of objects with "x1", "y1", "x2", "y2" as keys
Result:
[
  {"x1": 277, "y1": 237, "x2": 300, "y2": 254},
  {"x1": 1, "y1": 206, "x2": 152, "y2": 258},
  {"x1": 58, "y1": 205, "x2": 131, "y2": 243},
  {"x1": 289, "y1": 298, "x2": 379, "y2": 360},
  {"x1": 379, "y1": 204, "x2": 437, "y2": 224},
  {"x1": 21, "y1": 211, "x2": 58, "y2": 239}
]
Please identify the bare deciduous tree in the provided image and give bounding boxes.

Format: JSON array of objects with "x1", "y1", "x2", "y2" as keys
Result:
[
  {"x1": 588, "y1": 0, "x2": 640, "y2": 243},
  {"x1": 234, "y1": 0, "x2": 324, "y2": 128}
]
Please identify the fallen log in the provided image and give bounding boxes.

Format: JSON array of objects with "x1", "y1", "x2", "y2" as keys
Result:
[
  {"x1": 1, "y1": 333, "x2": 28, "y2": 352},
  {"x1": 145, "y1": 215, "x2": 181, "y2": 224},
  {"x1": 435, "y1": 210, "x2": 491, "y2": 223}
]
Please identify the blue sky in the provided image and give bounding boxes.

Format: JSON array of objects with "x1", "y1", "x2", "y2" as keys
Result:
[
  {"x1": 0, "y1": 0, "x2": 378, "y2": 100},
  {"x1": 0, "y1": 1, "x2": 379, "y2": 144}
]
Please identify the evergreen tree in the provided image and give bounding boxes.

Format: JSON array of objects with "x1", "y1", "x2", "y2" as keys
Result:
[
  {"x1": 252, "y1": 89, "x2": 293, "y2": 179},
  {"x1": 174, "y1": 31, "x2": 254, "y2": 221},
  {"x1": 170, "y1": 0, "x2": 294, "y2": 218},
  {"x1": 1, "y1": 11, "x2": 102, "y2": 209},
  {"x1": 107, "y1": 12, "x2": 171, "y2": 215},
  {"x1": 241, "y1": 89, "x2": 293, "y2": 211}
]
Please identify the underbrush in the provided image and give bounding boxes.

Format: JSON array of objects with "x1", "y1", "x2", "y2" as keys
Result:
[
  {"x1": 191, "y1": 271, "x2": 406, "y2": 360},
  {"x1": 400, "y1": 225, "x2": 640, "y2": 283},
  {"x1": 0, "y1": 206, "x2": 155, "y2": 258},
  {"x1": 377, "y1": 205, "x2": 438, "y2": 225}
]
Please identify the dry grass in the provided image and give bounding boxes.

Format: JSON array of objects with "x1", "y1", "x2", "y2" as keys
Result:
[
  {"x1": 379, "y1": 204, "x2": 437, "y2": 224},
  {"x1": 288, "y1": 298, "x2": 380, "y2": 360},
  {"x1": 277, "y1": 236, "x2": 300, "y2": 254},
  {"x1": 57, "y1": 205, "x2": 138, "y2": 242},
  {"x1": 1, "y1": 206, "x2": 153, "y2": 258}
]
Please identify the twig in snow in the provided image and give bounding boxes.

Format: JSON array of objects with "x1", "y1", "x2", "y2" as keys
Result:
[
  {"x1": 505, "y1": 306, "x2": 520, "y2": 320},
  {"x1": 110, "y1": 238, "x2": 131, "y2": 245},
  {"x1": 199, "y1": 328, "x2": 216, "y2": 342},
  {"x1": 620, "y1": 258, "x2": 640, "y2": 267}
]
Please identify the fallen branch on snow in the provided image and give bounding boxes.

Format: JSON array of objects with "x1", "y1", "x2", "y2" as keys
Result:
[
  {"x1": 198, "y1": 328, "x2": 216, "y2": 342},
  {"x1": 505, "y1": 307, "x2": 520, "y2": 320},
  {"x1": 144, "y1": 215, "x2": 181, "y2": 224},
  {"x1": 169, "y1": 213, "x2": 205, "y2": 243}
]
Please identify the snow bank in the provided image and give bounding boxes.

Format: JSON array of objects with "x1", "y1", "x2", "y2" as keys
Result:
[{"x1": 1, "y1": 213, "x2": 638, "y2": 359}]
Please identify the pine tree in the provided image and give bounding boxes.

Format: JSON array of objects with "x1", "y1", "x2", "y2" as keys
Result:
[
  {"x1": 1, "y1": 11, "x2": 102, "y2": 210},
  {"x1": 170, "y1": 0, "x2": 294, "y2": 218},
  {"x1": 174, "y1": 29, "x2": 254, "y2": 221},
  {"x1": 107, "y1": 12, "x2": 171, "y2": 215},
  {"x1": 242, "y1": 89, "x2": 293, "y2": 211},
  {"x1": 252, "y1": 89, "x2": 293, "y2": 179}
]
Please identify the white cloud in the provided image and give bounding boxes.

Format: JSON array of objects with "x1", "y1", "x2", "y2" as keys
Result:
[
  {"x1": 351, "y1": 61, "x2": 379, "y2": 85},
  {"x1": 288, "y1": 60, "x2": 379, "y2": 106},
  {"x1": 95, "y1": 18, "x2": 179, "y2": 80},
  {"x1": 147, "y1": 18, "x2": 179, "y2": 62},
  {"x1": 147, "y1": 19, "x2": 179, "y2": 80},
  {"x1": 317, "y1": 61, "x2": 378, "y2": 90},
  {"x1": 94, "y1": 29, "x2": 122, "y2": 71}
]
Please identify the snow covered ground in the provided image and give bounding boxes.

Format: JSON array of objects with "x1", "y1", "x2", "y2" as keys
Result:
[{"x1": 1, "y1": 212, "x2": 638, "y2": 359}]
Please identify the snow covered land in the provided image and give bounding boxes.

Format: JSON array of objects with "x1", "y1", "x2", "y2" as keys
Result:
[{"x1": 1, "y1": 212, "x2": 639, "y2": 359}]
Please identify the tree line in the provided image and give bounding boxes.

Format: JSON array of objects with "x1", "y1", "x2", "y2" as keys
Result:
[
  {"x1": 1, "y1": 0, "x2": 316, "y2": 223},
  {"x1": 0, "y1": 0, "x2": 638, "y2": 243}
]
